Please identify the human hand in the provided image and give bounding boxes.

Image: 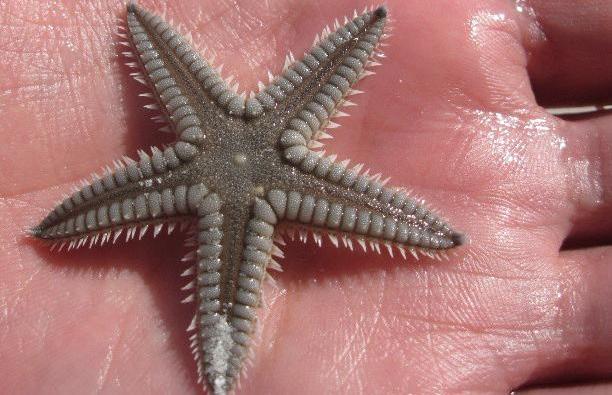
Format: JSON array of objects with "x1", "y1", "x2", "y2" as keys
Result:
[{"x1": 1, "y1": 1, "x2": 610, "y2": 394}]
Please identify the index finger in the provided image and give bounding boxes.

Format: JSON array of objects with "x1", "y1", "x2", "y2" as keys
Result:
[{"x1": 527, "y1": 0, "x2": 612, "y2": 106}]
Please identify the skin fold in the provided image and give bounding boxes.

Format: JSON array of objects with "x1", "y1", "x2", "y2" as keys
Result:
[{"x1": 0, "y1": 0, "x2": 610, "y2": 394}]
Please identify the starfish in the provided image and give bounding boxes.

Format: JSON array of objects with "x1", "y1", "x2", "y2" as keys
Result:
[{"x1": 32, "y1": 2, "x2": 465, "y2": 394}]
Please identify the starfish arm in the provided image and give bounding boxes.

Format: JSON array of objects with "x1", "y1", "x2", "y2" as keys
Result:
[
  {"x1": 254, "y1": 6, "x2": 387, "y2": 143},
  {"x1": 126, "y1": 3, "x2": 261, "y2": 145},
  {"x1": 31, "y1": 151, "x2": 207, "y2": 247},
  {"x1": 266, "y1": 164, "x2": 464, "y2": 254},
  {"x1": 186, "y1": 196, "x2": 277, "y2": 394}
]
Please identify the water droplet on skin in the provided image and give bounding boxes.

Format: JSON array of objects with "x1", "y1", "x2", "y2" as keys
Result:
[{"x1": 514, "y1": 0, "x2": 536, "y2": 18}]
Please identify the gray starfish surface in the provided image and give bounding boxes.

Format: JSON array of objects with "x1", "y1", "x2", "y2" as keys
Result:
[{"x1": 32, "y1": 3, "x2": 465, "y2": 394}]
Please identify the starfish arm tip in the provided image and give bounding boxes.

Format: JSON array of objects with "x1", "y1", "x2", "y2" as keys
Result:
[
  {"x1": 375, "y1": 5, "x2": 388, "y2": 18},
  {"x1": 451, "y1": 232, "x2": 467, "y2": 247},
  {"x1": 126, "y1": 1, "x2": 139, "y2": 13},
  {"x1": 28, "y1": 226, "x2": 43, "y2": 238}
]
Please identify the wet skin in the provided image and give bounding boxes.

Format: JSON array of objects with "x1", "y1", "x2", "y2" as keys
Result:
[{"x1": 1, "y1": 0, "x2": 611, "y2": 394}]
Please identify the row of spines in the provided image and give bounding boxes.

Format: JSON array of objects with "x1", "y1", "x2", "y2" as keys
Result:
[
  {"x1": 127, "y1": 5, "x2": 261, "y2": 119},
  {"x1": 35, "y1": 149, "x2": 196, "y2": 234},
  {"x1": 186, "y1": 193, "x2": 280, "y2": 388},
  {"x1": 127, "y1": 7, "x2": 209, "y2": 155},
  {"x1": 127, "y1": 4, "x2": 385, "y2": 122},
  {"x1": 262, "y1": 189, "x2": 454, "y2": 250},
  {"x1": 253, "y1": 8, "x2": 384, "y2": 118}
]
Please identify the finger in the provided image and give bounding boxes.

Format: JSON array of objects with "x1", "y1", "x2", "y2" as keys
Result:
[
  {"x1": 518, "y1": 382, "x2": 612, "y2": 395},
  {"x1": 556, "y1": 115, "x2": 612, "y2": 247},
  {"x1": 523, "y1": 247, "x2": 612, "y2": 386},
  {"x1": 526, "y1": 1, "x2": 612, "y2": 106}
]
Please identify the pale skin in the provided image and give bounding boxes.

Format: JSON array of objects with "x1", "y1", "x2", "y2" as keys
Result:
[{"x1": 1, "y1": 0, "x2": 611, "y2": 394}]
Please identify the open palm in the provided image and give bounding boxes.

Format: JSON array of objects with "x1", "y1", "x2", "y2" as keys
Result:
[{"x1": 1, "y1": 1, "x2": 610, "y2": 394}]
